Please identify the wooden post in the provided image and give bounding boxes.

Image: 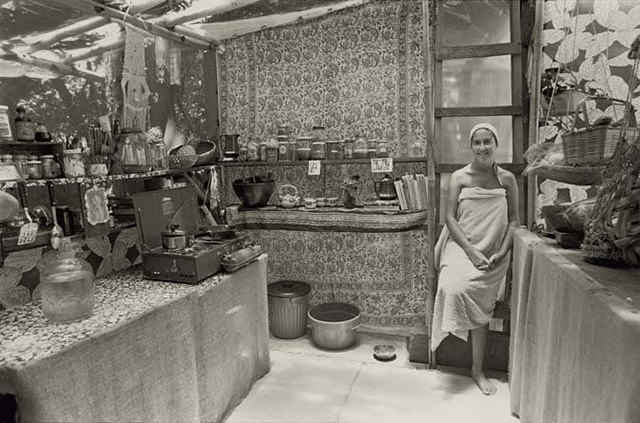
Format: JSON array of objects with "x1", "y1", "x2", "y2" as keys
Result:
[
  {"x1": 203, "y1": 49, "x2": 220, "y2": 140},
  {"x1": 422, "y1": 0, "x2": 438, "y2": 368}
]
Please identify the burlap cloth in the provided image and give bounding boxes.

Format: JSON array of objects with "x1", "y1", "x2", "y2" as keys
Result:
[{"x1": 0, "y1": 256, "x2": 270, "y2": 422}]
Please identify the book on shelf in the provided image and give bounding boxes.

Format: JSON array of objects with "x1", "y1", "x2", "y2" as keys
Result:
[{"x1": 395, "y1": 173, "x2": 431, "y2": 211}]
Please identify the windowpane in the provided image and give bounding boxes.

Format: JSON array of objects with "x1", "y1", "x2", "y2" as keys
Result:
[
  {"x1": 442, "y1": 56, "x2": 512, "y2": 108},
  {"x1": 440, "y1": 0, "x2": 511, "y2": 47},
  {"x1": 439, "y1": 116, "x2": 513, "y2": 163}
]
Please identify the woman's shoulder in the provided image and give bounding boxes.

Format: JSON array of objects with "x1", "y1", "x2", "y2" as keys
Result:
[{"x1": 495, "y1": 166, "x2": 517, "y2": 188}]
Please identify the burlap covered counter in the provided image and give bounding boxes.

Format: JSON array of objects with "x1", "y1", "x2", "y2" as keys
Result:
[
  {"x1": 0, "y1": 255, "x2": 270, "y2": 423},
  {"x1": 510, "y1": 229, "x2": 640, "y2": 423}
]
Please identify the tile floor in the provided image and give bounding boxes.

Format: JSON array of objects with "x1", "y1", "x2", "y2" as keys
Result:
[{"x1": 225, "y1": 332, "x2": 518, "y2": 423}]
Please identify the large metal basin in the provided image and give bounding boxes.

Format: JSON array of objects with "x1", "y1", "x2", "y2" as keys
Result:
[{"x1": 308, "y1": 302, "x2": 360, "y2": 350}]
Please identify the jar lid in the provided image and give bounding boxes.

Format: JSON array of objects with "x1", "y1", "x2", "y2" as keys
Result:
[
  {"x1": 27, "y1": 160, "x2": 41, "y2": 164},
  {"x1": 267, "y1": 280, "x2": 311, "y2": 298},
  {"x1": 14, "y1": 154, "x2": 27, "y2": 160},
  {"x1": 40, "y1": 155, "x2": 54, "y2": 159}
]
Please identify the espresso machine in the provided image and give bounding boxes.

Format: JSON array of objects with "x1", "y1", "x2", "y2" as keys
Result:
[{"x1": 133, "y1": 186, "x2": 249, "y2": 283}]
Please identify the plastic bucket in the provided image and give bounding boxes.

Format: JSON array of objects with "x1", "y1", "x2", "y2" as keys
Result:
[
  {"x1": 308, "y1": 302, "x2": 361, "y2": 350},
  {"x1": 267, "y1": 281, "x2": 311, "y2": 339}
]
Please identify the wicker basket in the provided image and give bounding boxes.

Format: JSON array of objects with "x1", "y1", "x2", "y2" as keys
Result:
[
  {"x1": 528, "y1": 163, "x2": 604, "y2": 185},
  {"x1": 168, "y1": 155, "x2": 197, "y2": 169},
  {"x1": 563, "y1": 126, "x2": 640, "y2": 165},
  {"x1": 581, "y1": 242, "x2": 626, "y2": 267}
]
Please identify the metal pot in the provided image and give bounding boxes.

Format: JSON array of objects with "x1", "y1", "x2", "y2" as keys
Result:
[
  {"x1": 161, "y1": 228, "x2": 187, "y2": 250},
  {"x1": 308, "y1": 302, "x2": 361, "y2": 350},
  {"x1": 373, "y1": 173, "x2": 397, "y2": 200}
]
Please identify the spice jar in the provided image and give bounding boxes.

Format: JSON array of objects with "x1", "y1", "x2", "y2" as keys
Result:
[
  {"x1": 327, "y1": 140, "x2": 343, "y2": 160},
  {"x1": 354, "y1": 137, "x2": 368, "y2": 159},
  {"x1": 296, "y1": 136, "x2": 312, "y2": 161},
  {"x1": 377, "y1": 139, "x2": 390, "y2": 158},
  {"x1": 266, "y1": 138, "x2": 279, "y2": 162},
  {"x1": 259, "y1": 140, "x2": 268, "y2": 161},
  {"x1": 40, "y1": 155, "x2": 55, "y2": 178},
  {"x1": 277, "y1": 135, "x2": 290, "y2": 161},
  {"x1": 26, "y1": 160, "x2": 43, "y2": 179},
  {"x1": 0, "y1": 105, "x2": 13, "y2": 141},
  {"x1": 40, "y1": 239, "x2": 94, "y2": 323},
  {"x1": 367, "y1": 139, "x2": 378, "y2": 159},
  {"x1": 13, "y1": 154, "x2": 28, "y2": 178},
  {"x1": 343, "y1": 138, "x2": 354, "y2": 159},
  {"x1": 62, "y1": 149, "x2": 85, "y2": 177},
  {"x1": 311, "y1": 140, "x2": 326, "y2": 160}
]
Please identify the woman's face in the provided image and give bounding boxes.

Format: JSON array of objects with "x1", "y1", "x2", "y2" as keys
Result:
[{"x1": 470, "y1": 128, "x2": 497, "y2": 163}]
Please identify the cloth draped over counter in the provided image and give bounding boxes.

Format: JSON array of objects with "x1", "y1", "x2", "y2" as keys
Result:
[
  {"x1": 0, "y1": 256, "x2": 270, "y2": 423},
  {"x1": 510, "y1": 229, "x2": 640, "y2": 423}
]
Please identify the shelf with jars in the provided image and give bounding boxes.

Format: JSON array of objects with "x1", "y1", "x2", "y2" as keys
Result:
[{"x1": 217, "y1": 157, "x2": 430, "y2": 167}]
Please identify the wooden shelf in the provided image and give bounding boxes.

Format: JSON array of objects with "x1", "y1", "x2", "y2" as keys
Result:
[
  {"x1": 217, "y1": 157, "x2": 429, "y2": 167},
  {"x1": 0, "y1": 164, "x2": 217, "y2": 188}
]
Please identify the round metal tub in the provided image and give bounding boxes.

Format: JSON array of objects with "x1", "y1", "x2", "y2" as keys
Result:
[{"x1": 308, "y1": 302, "x2": 361, "y2": 350}]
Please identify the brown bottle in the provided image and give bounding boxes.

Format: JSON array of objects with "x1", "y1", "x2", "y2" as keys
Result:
[{"x1": 15, "y1": 105, "x2": 35, "y2": 141}]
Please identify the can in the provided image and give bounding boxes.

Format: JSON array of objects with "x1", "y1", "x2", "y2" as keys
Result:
[{"x1": 267, "y1": 281, "x2": 311, "y2": 339}]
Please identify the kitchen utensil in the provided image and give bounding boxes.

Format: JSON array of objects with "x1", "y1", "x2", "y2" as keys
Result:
[
  {"x1": 278, "y1": 184, "x2": 300, "y2": 208},
  {"x1": 16, "y1": 182, "x2": 38, "y2": 245},
  {"x1": 195, "y1": 140, "x2": 219, "y2": 165},
  {"x1": 232, "y1": 177, "x2": 275, "y2": 208},
  {"x1": 374, "y1": 174, "x2": 398, "y2": 200},
  {"x1": 308, "y1": 302, "x2": 361, "y2": 350},
  {"x1": 373, "y1": 344, "x2": 397, "y2": 362},
  {"x1": 47, "y1": 182, "x2": 63, "y2": 249}
]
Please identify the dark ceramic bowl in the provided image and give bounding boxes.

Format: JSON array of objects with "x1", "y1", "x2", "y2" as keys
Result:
[
  {"x1": 195, "y1": 141, "x2": 219, "y2": 165},
  {"x1": 232, "y1": 179, "x2": 275, "y2": 208}
]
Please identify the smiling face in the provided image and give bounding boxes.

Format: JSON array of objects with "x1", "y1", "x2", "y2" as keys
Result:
[{"x1": 470, "y1": 128, "x2": 497, "y2": 163}]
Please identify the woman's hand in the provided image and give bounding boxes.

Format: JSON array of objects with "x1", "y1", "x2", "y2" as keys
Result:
[
  {"x1": 487, "y1": 252, "x2": 505, "y2": 267},
  {"x1": 466, "y1": 247, "x2": 491, "y2": 270}
]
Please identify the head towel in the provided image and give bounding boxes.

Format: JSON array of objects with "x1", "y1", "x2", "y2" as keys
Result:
[{"x1": 469, "y1": 123, "x2": 499, "y2": 146}]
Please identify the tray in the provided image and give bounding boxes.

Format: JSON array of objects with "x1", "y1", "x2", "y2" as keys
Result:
[{"x1": 222, "y1": 245, "x2": 263, "y2": 272}]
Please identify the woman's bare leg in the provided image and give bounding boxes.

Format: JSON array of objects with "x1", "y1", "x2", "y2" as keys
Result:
[{"x1": 470, "y1": 324, "x2": 497, "y2": 395}]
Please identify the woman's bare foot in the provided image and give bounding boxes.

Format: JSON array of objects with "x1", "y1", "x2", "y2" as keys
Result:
[{"x1": 471, "y1": 368, "x2": 497, "y2": 395}]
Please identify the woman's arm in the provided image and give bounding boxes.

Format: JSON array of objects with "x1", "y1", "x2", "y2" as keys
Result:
[
  {"x1": 488, "y1": 171, "x2": 520, "y2": 266},
  {"x1": 445, "y1": 171, "x2": 491, "y2": 269}
]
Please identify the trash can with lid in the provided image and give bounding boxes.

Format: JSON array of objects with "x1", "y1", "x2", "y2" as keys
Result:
[{"x1": 267, "y1": 280, "x2": 311, "y2": 339}]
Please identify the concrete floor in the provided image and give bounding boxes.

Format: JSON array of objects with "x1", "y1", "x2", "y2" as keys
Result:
[{"x1": 225, "y1": 332, "x2": 518, "y2": 423}]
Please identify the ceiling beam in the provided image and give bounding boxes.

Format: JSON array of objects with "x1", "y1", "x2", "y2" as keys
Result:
[
  {"x1": 21, "y1": 16, "x2": 111, "y2": 52},
  {"x1": 3, "y1": 51, "x2": 105, "y2": 80},
  {"x1": 63, "y1": 34, "x2": 125, "y2": 63},
  {"x1": 192, "y1": 0, "x2": 369, "y2": 41},
  {"x1": 153, "y1": 0, "x2": 261, "y2": 27}
]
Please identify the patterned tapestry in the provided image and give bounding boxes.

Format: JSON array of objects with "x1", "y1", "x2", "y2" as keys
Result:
[
  {"x1": 219, "y1": 0, "x2": 427, "y2": 158},
  {"x1": 252, "y1": 228, "x2": 429, "y2": 327},
  {"x1": 537, "y1": 0, "x2": 640, "y2": 216}
]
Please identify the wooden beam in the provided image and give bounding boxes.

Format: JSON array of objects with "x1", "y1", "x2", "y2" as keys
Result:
[
  {"x1": 193, "y1": 0, "x2": 370, "y2": 41},
  {"x1": 63, "y1": 34, "x2": 125, "y2": 63},
  {"x1": 203, "y1": 49, "x2": 220, "y2": 140},
  {"x1": 436, "y1": 42, "x2": 521, "y2": 60},
  {"x1": 435, "y1": 106, "x2": 523, "y2": 117},
  {"x1": 3, "y1": 51, "x2": 104, "y2": 80},
  {"x1": 21, "y1": 17, "x2": 110, "y2": 53},
  {"x1": 153, "y1": 0, "x2": 261, "y2": 27}
]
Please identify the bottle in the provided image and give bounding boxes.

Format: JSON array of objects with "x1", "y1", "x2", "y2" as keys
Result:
[
  {"x1": 40, "y1": 239, "x2": 94, "y2": 322},
  {"x1": 14, "y1": 105, "x2": 35, "y2": 142},
  {"x1": 34, "y1": 122, "x2": 52, "y2": 142},
  {"x1": 0, "y1": 105, "x2": 13, "y2": 141}
]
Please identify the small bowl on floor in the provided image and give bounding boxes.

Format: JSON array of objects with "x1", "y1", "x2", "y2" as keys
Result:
[{"x1": 373, "y1": 344, "x2": 397, "y2": 362}]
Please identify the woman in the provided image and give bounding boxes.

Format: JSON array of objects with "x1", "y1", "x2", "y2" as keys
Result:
[{"x1": 431, "y1": 123, "x2": 519, "y2": 395}]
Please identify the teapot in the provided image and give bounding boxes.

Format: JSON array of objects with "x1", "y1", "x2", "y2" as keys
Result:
[
  {"x1": 278, "y1": 184, "x2": 301, "y2": 208},
  {"x1": 374, "y1": 174, "x2": 397, "y2": 200}
]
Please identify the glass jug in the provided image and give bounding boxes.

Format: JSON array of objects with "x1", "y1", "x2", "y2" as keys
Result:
[{"x1": 40, "y1": 239, "x2": 94, "y2": 322}]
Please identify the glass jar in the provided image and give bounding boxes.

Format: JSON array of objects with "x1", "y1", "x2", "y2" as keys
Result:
[
  {"x1": 0, "y1": 154, "x2": 13, "y2": 164},
  {"x1": 327, "y1": 140, "x2": 343, "y2": 160},
  {"x1": 367, "y1": 139, "x2": 378, "y2": 159},
  {"x1": 120, "y1": 128, "x2": 149, "y2": 172},
  {"x1": 310, "y1": 141, "x2": 326, "y2": 160},
  {"x1": 0, "y1": 105, "x2": 12, "y2": 141},
  {"x1": 354, "y1": 137, "x2": 368, "y2": 159},
  {"x1": 277, "y1": 135, "x2": 290, "y2": 161},
  {"x1": 26, "y1": 160, "x2": 42, "y2": 179},
  {"x1": 62, "y1": 149, "x2": 85, "y2": 177},
  {"x1": 13, "y1": 154, "x2": 28, "y2": 178},
  {"x1": 377, "y1": 139, "x2": 390, "y2": 158},
  {"x1": 40, "y1": 155, "x2": 55, "y2": 178},
  {"x1": 247, "y1": 139, "x2": 259, "y2": 161},
  {"x1": 296, "y1": 136, "x2": 312, "y2": 161},
  {"x1": 259, "y1": 140, "x2": 268, "y2": 161},
  {"x1": 40, "y1": 239, "x2": 94, "y2": 323},
  {"x1": 343, "y1": 138, "x2": 354, "y2": 159},
  {"x1": 266, "y1": 138, "x2": 278, "y2": 162},
  {"x1": 14, "y1": 105, "x2": 35, "y2": 142},
  {"x1": 149, "y1": 141, "x2": 168, "y2": 170},
  {"x1": 34, "y1": 122, "x2": 51, "y2": 142}
]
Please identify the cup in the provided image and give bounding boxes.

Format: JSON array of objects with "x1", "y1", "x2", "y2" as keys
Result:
[
  {"x1": 304, "y1": 198, "x2": 317, "y2": 209},
  {"x1": 327, "y1": 197, "x2": 339, "y2": 207},
  {"x1": 316, "y1": 197, "x2": 327, "y2": 207}
]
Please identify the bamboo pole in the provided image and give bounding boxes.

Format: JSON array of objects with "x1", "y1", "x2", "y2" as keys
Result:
[
  {"x1": 63, "y1": 35, "x2": 125, "y2": 63},
  {"x1": 527, "y1": 0, "x2": 545, "y2": 229},
  {"x1": 193, "y1": 0, "x2": 370, "y2": 41},
  {"x1": 422, "y1": 0, "x2": 438, "y2": 368},
  {"x1": 3, "y1": 51, "x2": 104, "y2": 80},
  {"x1": 22, "y1": 17, "x2": 110, "y2": 53},
  {"x1": 153, "y1": 0, "x2": 261, "y2": 27}
]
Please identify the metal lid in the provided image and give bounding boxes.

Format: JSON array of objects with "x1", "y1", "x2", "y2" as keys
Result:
[{"x1": 268, "y1": 281, "x2": 311, "y2": 298}]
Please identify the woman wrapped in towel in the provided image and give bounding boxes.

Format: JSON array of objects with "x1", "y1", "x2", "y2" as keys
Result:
[{"x1": 431, "y1": 123, "x2": 519, "y2": 395}]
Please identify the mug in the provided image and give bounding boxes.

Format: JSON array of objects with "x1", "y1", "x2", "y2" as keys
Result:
[
  {"x1": 316, "y1": 197, "x2": 327, "y2": 207},
  {"x1": 304, "y1": 198, "x2": 317, "y2": 209}
]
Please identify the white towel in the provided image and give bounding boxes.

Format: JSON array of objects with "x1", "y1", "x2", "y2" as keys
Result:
[{"x1": 431, "y1": 187, "x2": 510, "y2": 350}]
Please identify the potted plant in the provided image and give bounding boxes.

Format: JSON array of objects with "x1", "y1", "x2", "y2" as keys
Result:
[{"x1": 540, "y1": 67, "x2": 586, "y2": 117}]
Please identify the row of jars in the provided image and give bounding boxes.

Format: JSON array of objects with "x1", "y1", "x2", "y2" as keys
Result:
[
  {"x1": 0, "y1": 153, "x2": 62, "y2": 179},
  {"x1": 239, "y1": 137, "x2": 390, "y2": 162}
]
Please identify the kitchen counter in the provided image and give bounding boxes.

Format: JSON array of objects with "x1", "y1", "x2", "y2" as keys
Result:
[
  {"x1": 510, "y1": 229, "x2": 640, "y2": 423},
  {"x1": 0, "y1": 255, "x2": 270, "y2": 422}
]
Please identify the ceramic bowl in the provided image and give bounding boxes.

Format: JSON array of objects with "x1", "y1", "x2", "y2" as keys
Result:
[
  {"x1": 327, "y1": 197, "x2": 339, "y2": 207},
  {"x1": 373, "y1": 344, "x2": 397, "y2": 361},
  {"x1": 304, "y1": 198, "x2": 317, "y2": 209},
  {"x1": 316, "y1": 197, "x2": 327, "y2": 207}
]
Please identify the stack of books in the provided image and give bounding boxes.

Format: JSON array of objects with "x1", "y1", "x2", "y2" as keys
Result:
[{"x1": 394, "y1": 174, "x2": 431, "y2": 210}]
